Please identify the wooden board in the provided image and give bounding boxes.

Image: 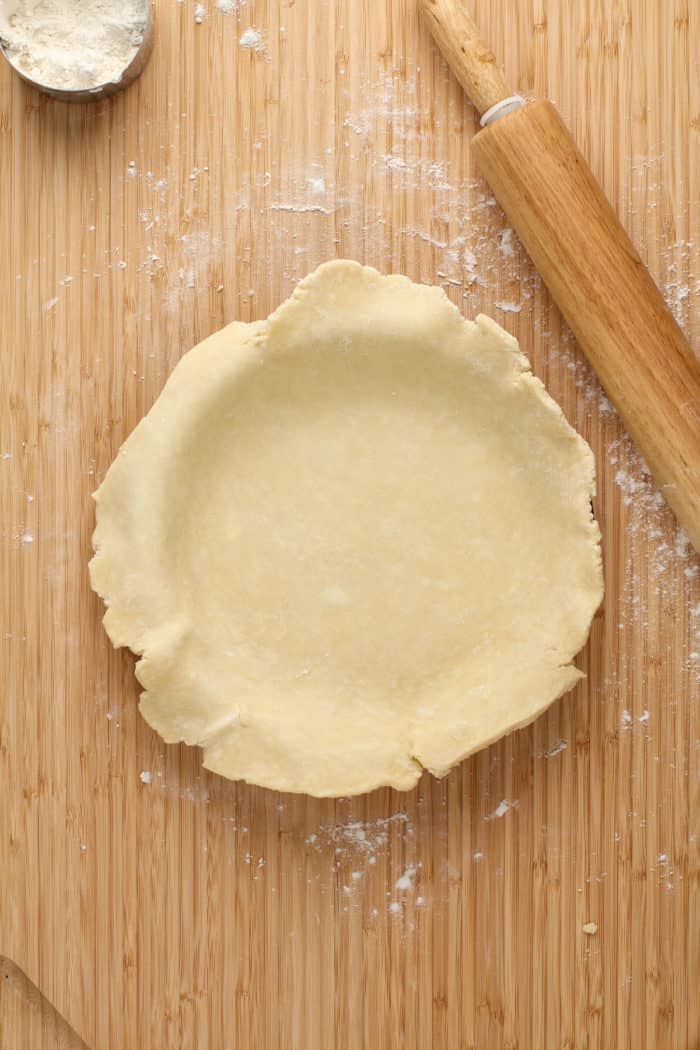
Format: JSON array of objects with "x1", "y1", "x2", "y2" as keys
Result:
[{"x1": 1, "y1": 0, "x2": 698, "y2": 1046}]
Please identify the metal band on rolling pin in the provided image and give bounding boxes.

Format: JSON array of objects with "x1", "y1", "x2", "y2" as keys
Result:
[{"x1": 480, "y1": 95, "x2": 526, "y2": 127}]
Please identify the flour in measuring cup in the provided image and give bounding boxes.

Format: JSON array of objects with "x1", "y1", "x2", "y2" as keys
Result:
[{"x1": 0, "y1": 0, "x2": 148, "y2": 90}]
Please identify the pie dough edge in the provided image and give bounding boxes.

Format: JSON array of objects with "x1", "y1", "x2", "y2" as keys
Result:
[{"x1": 90, "y1": 260, "x2": 603, "y2": 798}]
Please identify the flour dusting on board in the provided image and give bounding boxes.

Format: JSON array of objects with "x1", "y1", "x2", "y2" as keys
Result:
[
  {"x1": 542, "y1": 738, "x2": 567, "y2": 758},
  {"x1": 239, "y1": 26, "x2": 263, "y2": 50},
  {"x1": 486, "y1": 799, "x2": 519, "y2": 821},
  {"x1": 306, "y1": 812, "x2": 414, "y2": 860},
  {"x1": 608, "y1": 432, "x2": 698, "y2": 605},
  {"x1": 343, "y1": 73, "x2": 427, "y2": 142},
  {"x1": 395, "y1": 865, "x2": 416, "y2": 891}
]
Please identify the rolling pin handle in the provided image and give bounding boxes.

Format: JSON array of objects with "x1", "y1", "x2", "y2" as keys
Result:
[{"x1": 418, "y1": 0, "x2": 511, "y2": 115}]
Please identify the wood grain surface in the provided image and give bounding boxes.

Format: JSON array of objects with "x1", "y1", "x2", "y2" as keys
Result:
[{"x1": 1, "y1": 1, "x2": 699, "y2": 1048}]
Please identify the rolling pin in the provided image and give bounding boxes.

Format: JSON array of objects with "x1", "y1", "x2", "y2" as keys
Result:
[{"x1": 420, "y1": 0, "x2": 700, "y2": 553}]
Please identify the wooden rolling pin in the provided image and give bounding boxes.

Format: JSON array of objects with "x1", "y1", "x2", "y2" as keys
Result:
[{"x1": 420, "y1": 0, "x2": 700, "y2": 553}]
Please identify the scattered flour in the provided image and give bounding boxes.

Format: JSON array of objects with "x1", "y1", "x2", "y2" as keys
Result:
[
  {"x1": 499, "y1": 228, "x2": 516, "y2": 258},
  {"x1": 395, "y1": 866, "x2": 416, "y2": 892},
  {"x1": 343, "y1": 73, "x2": 426, "y2": 142},
  {"x1": 270, "y1": 202, "x2": 335, "y2": 215},
  {"x1": 306, "y1": 813, "x2": 413, "y2": 860},
  {"x1": 658, "y1": 239, "x2": 695, "y2": 328},
  {"x1": 239, "y1": 26, "x2": 263, "y2": 50},
  {"x1": 606, "y1": 431, "x2": 699, "y2": 606},
  {"x1": 139, "y1": 770, "x2": 152, "y2": 784},
  {"x1": 162, "y1": 230, "x2": 225, "y2": 311},
  {"x1": 485, "y1": 799, "x2": 519, "y2": 821},
  {"x1": 383, "y1": 153, "x2": 453, "y2": 191}
]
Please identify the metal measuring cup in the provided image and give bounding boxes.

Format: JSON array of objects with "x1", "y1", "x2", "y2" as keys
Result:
[{"x1": 0, "y1": 0, "x2": 154, "y2": 102}]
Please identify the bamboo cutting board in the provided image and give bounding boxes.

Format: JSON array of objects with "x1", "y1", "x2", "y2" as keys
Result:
[{"x1": 1, "y1": 0, "x2": 699, "y2": 1047}]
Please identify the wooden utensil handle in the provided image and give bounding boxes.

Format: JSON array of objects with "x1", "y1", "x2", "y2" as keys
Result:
[
  {"x1": 472, "y1": 101, "x2": 700, "y2": 551},
  {"x1": 418, "y1": 0, "x2": 509, "y2": 114}
]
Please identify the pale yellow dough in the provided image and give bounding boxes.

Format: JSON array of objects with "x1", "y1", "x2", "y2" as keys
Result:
[{"x1": 90, "y1": 260, "x2": 603, "y2": 797}]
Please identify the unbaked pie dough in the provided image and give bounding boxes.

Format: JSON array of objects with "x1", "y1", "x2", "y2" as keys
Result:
[{"x1": 90, "y1": 260, "x2": 603, "y2": 797}]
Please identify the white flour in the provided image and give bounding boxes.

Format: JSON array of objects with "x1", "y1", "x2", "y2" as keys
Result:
[
  {"x1": 306, "y1": 812, "x2": 413, "y2": 861},
  {"x1": 239, "y1": 26, "x2": 263, "y2": 51},
  {"x1": 485, "y1": 798, "x2": 519, "y2": 820},
  {"x1": 0, "y1": 0, "x2": 148, "y2": 89}
]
